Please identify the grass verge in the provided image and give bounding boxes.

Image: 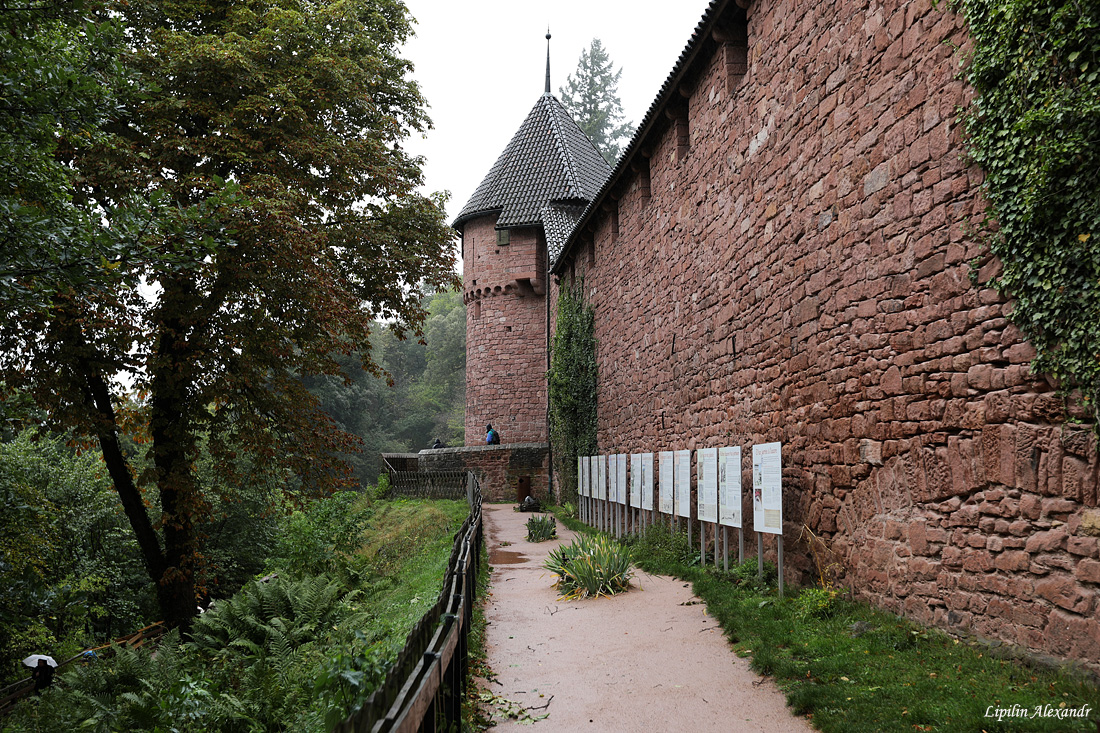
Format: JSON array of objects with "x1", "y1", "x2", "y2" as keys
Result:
[
  {"x1": 552, "y1": 511, "x2": 1099, "y2": 733},
  {"x1": 5, "y1": 496, "x2": 471, "y2": 732}
]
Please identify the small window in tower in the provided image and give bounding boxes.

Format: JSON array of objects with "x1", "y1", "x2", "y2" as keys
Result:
[
  {"x1": 497, "y1": 228, "x2": 510, "y2": 246},
  {"x1": 472, "y1": 300, "x2": 481, "y2": 320}
]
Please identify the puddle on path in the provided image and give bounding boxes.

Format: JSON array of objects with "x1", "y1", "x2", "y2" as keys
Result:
[{"x1": 490, "y1": 548, "x2": 528, "y2": 565}]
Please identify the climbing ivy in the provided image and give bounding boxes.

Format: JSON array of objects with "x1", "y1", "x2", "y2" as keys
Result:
[
  {"x1": 959, "y1": 0, "x2": 1100, "y2": 419},
  {"x1": 548, "y1": 282, "x2": 598, "y2": 502}
]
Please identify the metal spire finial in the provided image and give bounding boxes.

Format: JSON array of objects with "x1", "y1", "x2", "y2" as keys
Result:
[{"x1": 545, "y1": 28, "x2": 551, "y2": 95}]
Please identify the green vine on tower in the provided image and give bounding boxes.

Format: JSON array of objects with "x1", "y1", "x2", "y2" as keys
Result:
[
  {"x1": 548, "y1": 281, "x2": 598, "y2": 502},
  {"x1": 959, "y1": 0, "x2": 1100, "y2": 421}
]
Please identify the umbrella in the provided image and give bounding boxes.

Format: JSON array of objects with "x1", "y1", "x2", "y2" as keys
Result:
[{"x1": 23, "y1": 654, "x2": 58, "y2": 668}]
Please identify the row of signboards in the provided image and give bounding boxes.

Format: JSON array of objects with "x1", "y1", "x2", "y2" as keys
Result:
[{"x1": 576, "y1": 442, "x2": 783, "y2": 534}]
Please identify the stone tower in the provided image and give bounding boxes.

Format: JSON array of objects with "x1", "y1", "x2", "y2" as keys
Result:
[{"x1": 453, "y1": 41, "x2": 610, "y2": 447}]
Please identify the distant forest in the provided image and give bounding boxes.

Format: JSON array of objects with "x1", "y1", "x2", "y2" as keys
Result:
[{"x1": 303, "y1": 289, "x2": 465, "y2": 486}]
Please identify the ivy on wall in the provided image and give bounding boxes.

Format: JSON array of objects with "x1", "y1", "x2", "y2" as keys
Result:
[
  {"x1": 548, "y1": 282, "x2": 598, "y2": 501},
  {"x1": 960, "y1": 0, "x2": 1100, "y2": 418}
]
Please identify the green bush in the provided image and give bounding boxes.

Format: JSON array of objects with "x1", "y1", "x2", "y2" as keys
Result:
[
  {"x1": 265, "y1": 490, "x2": 374, "y2": 579},
  {"x1": 543, "y1": 534, "x2": 634, "y2": 600},
  {"x1": 525, "y1": 515, "x2": 557, "y2": 542},
  {"x1": 621, "y1": 521, "x2": 697, "y2": 570},
  {"x1": 794, "y1": 586, "x2": 839, "y2": 620},
  {"x1": 0, "y1": 430, "x2": 156, "y2": 684}
]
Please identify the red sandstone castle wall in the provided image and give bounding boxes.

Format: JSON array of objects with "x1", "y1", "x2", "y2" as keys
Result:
[
  {"x1": 551, "y1": 0, "x2": 1100, "y2": 669},
  {"x1": 463, "y1": 216, "x2": 548, "y2": 446}
]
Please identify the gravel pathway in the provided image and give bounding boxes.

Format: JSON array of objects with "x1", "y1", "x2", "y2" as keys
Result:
[{"x1": 478, "y1": 504, "x2": 817, "y2": 732}]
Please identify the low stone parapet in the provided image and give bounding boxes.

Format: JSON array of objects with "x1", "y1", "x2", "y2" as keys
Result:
[{"x1": 419, "y1": 443, "x2": 549, "y2": 503}]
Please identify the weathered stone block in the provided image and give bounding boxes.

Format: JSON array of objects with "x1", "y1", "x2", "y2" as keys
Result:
[
  {"x1": 994, "y1": 550, "x2": 1031, "y2": 572},
  {"x1": 1035, "y1": 575, "x2": 1092, "y2": 613},
  {"x1": 1082, "y1": 509, "x2": 1100, "y2": 537},
  {"x1": 1025, "y1": 528, "x2": 1067, "y2": 553},
  {"x1": 1075, "y1": 558, "x2": 1100, "y2": 585},
  {"x1": 1067, "y1": 536, "x2": 1098, "y2": 558}
]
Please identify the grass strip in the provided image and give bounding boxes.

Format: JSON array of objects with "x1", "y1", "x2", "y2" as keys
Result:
[{"x1": 552, "y1": 510, "x2": 1099, "y2": 732}]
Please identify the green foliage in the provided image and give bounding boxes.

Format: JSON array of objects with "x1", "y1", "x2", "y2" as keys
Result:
[
  {"x1": 960, "y1": 0, "x2": 1100, "y2": 418},
  {"x1": 525, "y1": 515, "x2": 557, "y2": 542},
  {"x1": 793, "y1": 586, "x2": 840, "y2": 620},
  {"x1": 620, "y1": 521, "x2": 697, "y2": 568},
  {"x1": 558, "y1": 38, "x2": 635, "y2": 162},
  {"x1": 548, "y1": 282, "x2": 598, "y2": 504},
  {"x1": 188, "y1": 575, "x2": 361, "y2": 654},
  {"x1": 3, "y1": 498, "x2": 471, "y2": 731},
  {"x1": 265, "y1": 490, "x2": 374, "y2": 580},
  {"x1": 543, "y1": 534, "x2": 634, "y2": 600},
  {"x1": 0, "y1": 1, "x2": 153, "y2": 310},
  {"x1": 0, "y1": 430, "x2": 155, "y2": 684},
  {"x1": 315, "y1": 630, "x2": 392, "y2": 731},
  {"x1": 303, "y1": 290, "x2": 467, "y2": 487},
  {"x1": 0, "y1": 0, "x2": 458, "y2": 628}
]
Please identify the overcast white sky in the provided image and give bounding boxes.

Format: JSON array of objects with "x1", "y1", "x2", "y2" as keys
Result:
[{"x1": 400, "y1": 0, "x2": 713, "y2": 226}]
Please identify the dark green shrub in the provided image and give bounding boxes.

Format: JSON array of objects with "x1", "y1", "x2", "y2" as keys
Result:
[
  {"x1": 525, "y1": 515, "x2": 557, "y2": 542},
  {"x1": 543, "y1": 534, "x2": 633, "y2": 599}
]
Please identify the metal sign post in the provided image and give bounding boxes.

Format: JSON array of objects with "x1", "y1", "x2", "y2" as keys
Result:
[
  {"x1": 723, "y1": 527, "x2": 729, "y2": 572},
  {"x1": 777, "y1": 535, "x2": 784, "y2": 598}
]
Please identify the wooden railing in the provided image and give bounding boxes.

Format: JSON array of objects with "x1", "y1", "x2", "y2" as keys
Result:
[
  {"x1": 0, "y1": 622, "x2": 166, "y2": 715},
  {"x1": 335, "y1": 471, "x2": 483, "y2": 733}
]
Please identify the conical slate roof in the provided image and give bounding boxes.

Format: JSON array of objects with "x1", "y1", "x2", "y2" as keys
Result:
[{"x1": 453, "y1": 94, "x2": 611, "y2": 237}]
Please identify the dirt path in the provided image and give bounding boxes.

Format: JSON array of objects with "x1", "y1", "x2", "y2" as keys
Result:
[{"x1": 479, "y1": 505, "x2": 816, "y2": 732}]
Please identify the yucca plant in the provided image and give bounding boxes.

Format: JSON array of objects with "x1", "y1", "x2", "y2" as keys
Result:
[
  {"x1": 526, "y1": 515, "x2": 557, "y2": 542},
  {"x1": 543, "y1": 534, "x2": 634, "y2": 600}
]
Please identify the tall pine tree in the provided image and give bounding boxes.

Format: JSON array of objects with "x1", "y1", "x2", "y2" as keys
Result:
[{"x1": 558, "y1": 38, "x2": 634, "y2": 163}]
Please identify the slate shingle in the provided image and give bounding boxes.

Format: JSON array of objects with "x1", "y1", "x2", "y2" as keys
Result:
[
  {"x1": 453, "y1": 94, "x2": 611, "y2": 232},
  {"x1": 541, "y1": 203, "x2": 587, "y2": 263}
]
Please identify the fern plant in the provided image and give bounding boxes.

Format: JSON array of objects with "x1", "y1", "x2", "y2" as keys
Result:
[{"x1": 189, "y1": 575, "x2": 358, "y2": 653}]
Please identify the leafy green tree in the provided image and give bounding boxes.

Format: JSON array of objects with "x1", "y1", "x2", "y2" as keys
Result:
[
  {"x1": 0, "y1": 430, "x2": 155, "y2": 684},
  {"x1": 0, "y1": 1, "x2": 149, "y2": 309},
  {"x1": 420, "y1": 290, "x2": 467, "y2": 442},
  {"x1": 305, "y1": 290, "x2": 465, "y2": 485},
  {"x1": 0, "y1": 0, "x2": 457, "y2": 629},
  {"x1": 961, "y1": 0, "x2": 1100, "y2": 417},
  {"x1": 558, "y1": 38, "x2": 635, "y2": 163}
]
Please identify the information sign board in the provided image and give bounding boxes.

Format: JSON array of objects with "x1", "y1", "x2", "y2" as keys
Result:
[
  {"x1": 596, "y1": 455, "x2": 606, "y2": 501},
  {"x1": 674, "y1": 449, "x2": 692, "y2": 518},
  {"x1": 658, "y1": 451, "x2": 674, "y2": 514},
  {"x1": 617, "y1": 454, "x2": 628, "y2": 505},
  {"x1": 630, "y1": 454, "x2": 642, "y2": 507},
  {"x1": 698, "y1": 448, "x2": 718, "y2": 523},
  {"x1": 578, "y1": 456, "x2": 586, "y2": 498},
  {"x1": 718, "y1": 447, "x2": 742, "y2": 528},
  {"x1": 752, "y1": 443, "x2": 783, "y2": 534}
]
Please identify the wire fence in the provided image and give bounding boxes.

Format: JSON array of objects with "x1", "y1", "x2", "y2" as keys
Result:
[
  {"x1": 387, "y1": 470, "x2": 472, "y2": 501},
  {"x1": 335, "y1": 471, "x2": 483, "y2": 733}
]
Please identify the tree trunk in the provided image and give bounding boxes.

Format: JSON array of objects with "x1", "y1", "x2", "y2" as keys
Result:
[
  {"x1": 80, "y1": 367, "x2": 167, "y2": 589},
  {"x1": 147, "y1": 278, "x2": 206, "y2": 631}
]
